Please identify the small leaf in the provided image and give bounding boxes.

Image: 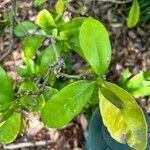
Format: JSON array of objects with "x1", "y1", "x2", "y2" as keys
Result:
[
  {"x1": 131, "y1": 86, "x2": 150, "y2": 97},
  {"x1": 118, "y1": 68, "x2": 130, "y2": 84},
  {"x1": 36, "y1": 9, "x2": 56, "y2": 32},
  {"x1": 99, "y1": 81, "x2": 147, "y2": 150},
  {"x1": 0, "y1": 67, "x2": 15, "y2": 104},
  {"x1": 23, "y1": 35, "x2": 44, "y2": 58},
  {"x1": 0, "y1": 112, "x2": 21, "y2": 144},
  {"x1": 42, "y1": 80, "x2": 96, "y2": 128},
  {"x1": 59, "y1": 17, "x2": 85, "y2": 56},
  {"x1": 79, "y1": 17, "x2": 111, "y2": 75},
  {"x1": 34, "y1": 0, "x2": 47, "y2": 6},
  {"x1": 127, "y1": 0, "x2": 140, "y2": 28},
  {"x1": 16, "y1": 66, "x2": 32, "y2": 77},
  {"x1": 35, "y1": 45, "x2": 55, "y2": 76},
  {"x1": 23, "y1": 57, "x2": 35, "y2": 74},
  {"x1": 14, "y1": 21, "x2": 37, "y2": 37},
  {"x1": 43, "y1": 86, "x2": 58, "y2": 101},
  {"x1": 55, "y1": 0, "x2": 65, "y2": 15},
  {"x1": 126, "y1": 71, "x2": 150, "y2": 90},
  {"x1": 100, "y1": 87, "x2": 124, "y2": 109},
  {"x1": 120, "y1": 71, "x2": 150, "y2": 97},
  {"x1": 19, "y1": 81, "x2": 45, "y2": 112}
]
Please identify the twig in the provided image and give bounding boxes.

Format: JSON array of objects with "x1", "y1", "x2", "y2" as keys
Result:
[
  {"x1": 14, "y1": 17, "x2": 29, "y2": 34},
  {"x1": 0, "y1": 0, "x2": 16, "y2": 62},
  {"x1": 57, "y1": 72, "x2": 94, "y2": 80},
  {"x1": 3, "y1": 140, "x2": 54, "y2": 149},
  {"x1": 39, "y1": 62, "x2": 57, "y2": 93},
  {"x1": 99, "y1": 0, "x2": 132, "y2": 4},
  {"x1": 15, "y1": 17, "x2": 60, "y2": 61}
]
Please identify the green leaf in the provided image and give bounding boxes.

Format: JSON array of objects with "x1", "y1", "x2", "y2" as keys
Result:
[
  {"x1": 35, "y1": 45, "x2": 55, "y2": 76},
  {"x1": 125, "y1": 71, "x2": 150, "y2": 90},
  {"x1": 0, "y1": 67, "x2": 15, "y2": 104},
  {"x1": 23, "y1": 35, "x2": 44, "y2": 58},
  {"x1": 42, "y1": 80, "x2": 96, "y2": 128},
  {"x1": 88, "y1": 85, "x2": 99, "y2": 105},
  {"x1": 34, "y1": 0, "x2": 47, "y2": 6},
  {"x1": 36, "y1": 9, "x2": 56, "y2": 32},
  {"x1": 99, "y1": 81, "x2": 147, "y2": 150},
  {"x1": 119, "y1": 71, "x2": 150, "y2": 97},
  {"x1": 79, "y1": 17, "x2": 111, "y2": 75},
  {"x1": 0, "y1": 102, "x2": 10, "y2": 112},
  {"x1": 19, "y1": 81, "x2": 45, "y2": 112},
  {"x1": 127, "y1": 0, "x2": 140, "y2": 28},
  {"x1": 0, "y1": 112, "x2": 21, "y2": 144},
  {"x1": 59, "y1": 17, "x2": 85, "y2": 56},
  {"x1": 23, "y1": 57, "x2": 35, "y2": 74},
  {"x1": 55, "y1": 0, "x2": 65, "y2": 15},
  {"x1": 0, "y1": 109, "x2": 13, "y2": 123},
  {"x1": 16, "y1": 66, "x2": 32, "y2": 77},
  {"x1": 118, "y1": 68, "x2": 130, "y2": 84},
  {"x1": 131, "y1": 86, "x2": 150, "y2": 96},
  {"x1": 14, "y1": 21, "x2": 37, "y2": 37},
  {"x1": 43, "y1": 86, "x2": 58, "y2": 101}
]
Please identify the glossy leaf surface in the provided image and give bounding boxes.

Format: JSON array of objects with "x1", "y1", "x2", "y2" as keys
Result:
[
  {"x1": 42, "y1": 80, "x2": 96, "y2": 128},
  {"x1": 23, "y1": 35, "x2": 44, "y2": 58},
  {"x1": 36, "y1": 9, "x2": 56, "y2": 32},
  {"x1": 79, "y1": 17, "x2": 111, "y2": 75},
  {"x1": 127, "y1": 0, "x2": 140, "y2": 28},
  {"x1": 0, "y1": 67, "x2": 14, "y2": 104},
  {"x1": 0, "y1": 113, "x2": 21, "y2": 144},
  {"x1": 19, "y1": 81, "x2": 45, "y2": 112},
  {"x1": 99, "y1": 81, "x2": 147, "y2": 150}
]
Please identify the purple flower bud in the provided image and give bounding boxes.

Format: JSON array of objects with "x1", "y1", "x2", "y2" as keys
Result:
[{"x1": 58, "y1": 57, "x2": 64, "y2": 65}]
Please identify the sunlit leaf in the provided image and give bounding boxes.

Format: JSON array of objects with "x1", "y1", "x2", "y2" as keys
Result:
[
  {"x1": 127, "y1": 0, "x2": 140, "y2": 28},
  {"x1": 79, "y1": 17, "x2": 111, "y2": 75},
  {"x1": 0, "y1": 112, "x2": 21, "y2": 144},
  {"x1": 36, "y1": 9, "x2": 56, "y2": 32},
  {"x1": 118, "y1": 68, "x2": 130, "y2": 84},
  {"x1": 0, "y1": 67, "x2": 14, "y2": 104},
  {"x1": 126, "y1": 71, "x2": 150, "y2": 89},
  {"x1": 55, "y1": 0, "x2": 65, "y2": 15},
  {"x1": 42, "y1": 80, "x2": 96, "y2": 128},
  {"x1": 23, "y1": 35, "x2": 44, "y2": 58},
  {"x1": 131, "y1": 86, "x2": 150, "y2": 96}
]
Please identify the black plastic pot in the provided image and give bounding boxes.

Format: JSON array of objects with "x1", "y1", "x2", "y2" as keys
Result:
[{"x1": 85, "y1": 108, "x2": 150, "y2": 150}]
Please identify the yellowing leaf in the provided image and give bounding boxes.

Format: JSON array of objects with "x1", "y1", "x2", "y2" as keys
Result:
[
  {"x1": 99, "y1": 81, "x2": 147, "y2": 150},
  {"x1": 127, "y1": 0, "x2": 140, "y2": 28},
  {"x1": 55, "y1": 0, "x2": 65, "y2": 15},
  {"x1": 36, "y1": 9, "x2": 56, "y2": 32}
]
